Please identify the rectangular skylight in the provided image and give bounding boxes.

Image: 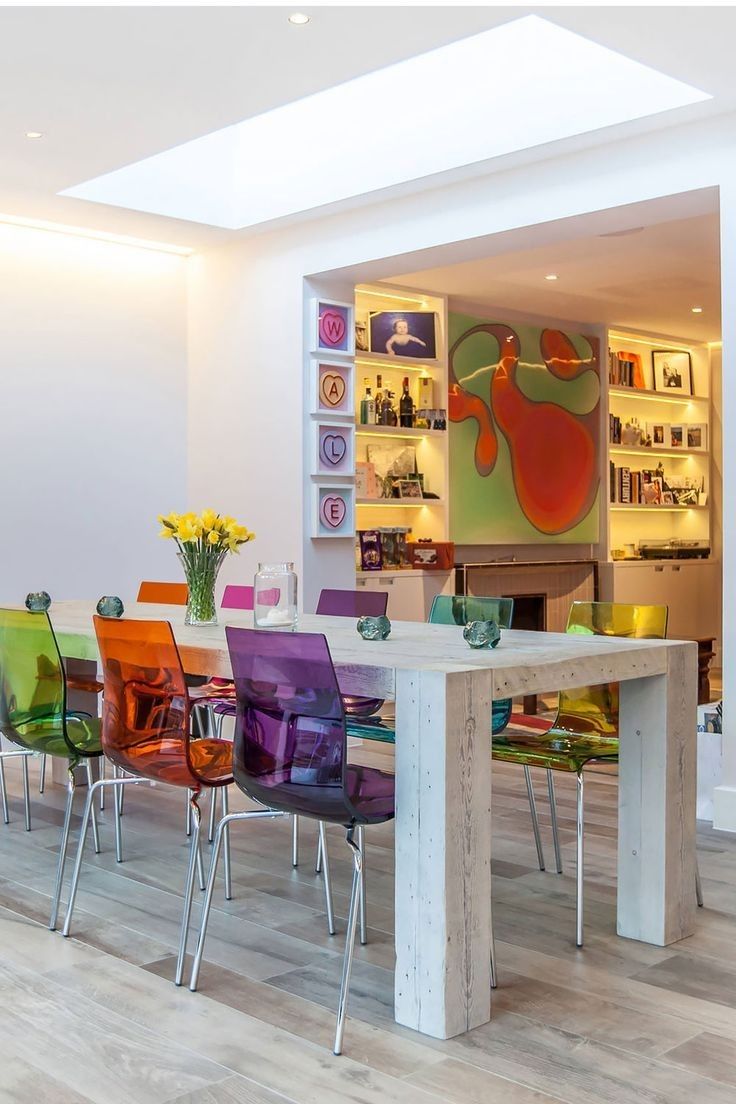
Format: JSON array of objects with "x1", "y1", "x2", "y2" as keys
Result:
[{"x1": 62, "y1": 15, "x2": 710, "y2": 230}]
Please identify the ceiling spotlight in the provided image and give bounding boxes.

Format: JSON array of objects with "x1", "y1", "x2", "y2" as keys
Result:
[
  {"x1": 288, "y1": 12, "x2": 310, "y2": 24},
  {"x1": 691, "y1": 306, "x2": 703, "y2": 314},
  {"x1": 545, "y1": 273, "x2": 558, "y2": 281},
  {"x1": 25, "y1": 131, "x2": 43, "y2": 139}
]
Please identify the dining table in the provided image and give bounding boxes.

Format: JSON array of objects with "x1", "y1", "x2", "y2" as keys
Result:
[{"x1": 49, "y1": 600, "x2": 698, "y2": 1042}]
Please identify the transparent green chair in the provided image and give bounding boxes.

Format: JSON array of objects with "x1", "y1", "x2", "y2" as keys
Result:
[
  {"x1": 0, "y1": 608, "x2": 103, "y2": 928},
  {"x1": 493, "y1": 601, "x2": 669, "y2": 947}
]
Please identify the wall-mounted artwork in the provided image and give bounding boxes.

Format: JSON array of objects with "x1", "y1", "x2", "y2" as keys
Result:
[
  {"x1": 313, "y1": 485, "x2": 354, "y2": 538},
  {"x1": 311, "y1": 299, "x2": 355, "y2": 356},
  {"x1": 449, "y1": 314, "x2": 600, "y2": 544},
  {"x1": 310, "y1": 358, "x2": 354, "y2": 416},
  {"x1": 314, "y1": 422, "x2": 354, "y2": 476},
  {"x1": 368, "y1": 310, "x2": 437, "y2": 359}
]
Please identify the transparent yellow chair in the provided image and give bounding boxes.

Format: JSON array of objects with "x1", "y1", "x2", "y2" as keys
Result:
[{"x1": 493, "y1": 601, "x2": 670, "y2": 947}]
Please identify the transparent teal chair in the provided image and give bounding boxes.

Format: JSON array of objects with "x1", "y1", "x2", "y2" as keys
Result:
[
  {"x1": 493, "y1": 601, "x2": 670, "y2": 946},
  {"x1": 0, "y1": 607, "x2": 103, "y2": 928}
]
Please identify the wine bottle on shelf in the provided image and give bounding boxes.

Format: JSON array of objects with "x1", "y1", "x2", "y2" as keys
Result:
[
  {"x1": 399, "y1": 376, "x2": 415, "y2": 428},
  {"x1": 359, "y1": 379, "x2": 375, "y2": 425},
  {"x1": 387, "y1": 391, "x2": 398, "y2": 427},
  {"x1": 374, "y1": 374, "x2": 383, "y2": 424}
]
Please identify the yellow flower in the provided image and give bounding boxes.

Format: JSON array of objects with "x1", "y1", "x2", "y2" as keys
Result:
[
  {"x1": 207, "y1": 530, "x2": 220, "y2": 545},
  {"x1": 157, "y1": 512, "x2": 179, "y2": 531},
  {"x1": 159, "y1": 527, "x2": 175, "y2": 540},
  {"x1": 200, "y1": 508, "x2": 218, "y2": 532},
  {"x1": 176, "y1": 517, "x2": 200, "y2": 542}
]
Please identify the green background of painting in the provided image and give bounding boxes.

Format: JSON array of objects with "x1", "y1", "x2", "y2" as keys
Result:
[{"x1": 449, "y1": 313, "x2": 601, "y2": 544}]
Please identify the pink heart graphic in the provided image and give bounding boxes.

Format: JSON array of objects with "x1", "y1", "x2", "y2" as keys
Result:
[
  {"x1": 320, "y1": 372, "x2": 346, "y2": 407},
  {"x1": 321, "y1": 495, "x2": 347, "y2": 529},
  {"x1": 322, "y1": 433, "x2": 347, "y2": 466},
  {"x1": 319, "y1": 309, "x2": 346, "y2": 348}
]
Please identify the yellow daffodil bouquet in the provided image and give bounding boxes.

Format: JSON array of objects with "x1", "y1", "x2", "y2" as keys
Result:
[{"x1": 157, "y1": 510, "x2": 255, "y2": 625}]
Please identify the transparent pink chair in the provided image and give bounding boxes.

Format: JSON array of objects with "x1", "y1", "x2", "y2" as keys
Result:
[{"x1": 189, "y1": 627, "x2": 394, "y2": 1055}]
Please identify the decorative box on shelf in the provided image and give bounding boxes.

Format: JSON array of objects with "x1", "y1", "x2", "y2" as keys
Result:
[{"x1": 408, "y1": 540, "x2": 455, "y2": 570}]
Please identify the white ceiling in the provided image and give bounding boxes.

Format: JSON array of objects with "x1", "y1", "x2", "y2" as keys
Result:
[
  {"x1": 2, "y1": 6, "x2": 736, "y2": 248},
  {"x1": 391, "y1": 200, "x2": 722, "y2": 343}
]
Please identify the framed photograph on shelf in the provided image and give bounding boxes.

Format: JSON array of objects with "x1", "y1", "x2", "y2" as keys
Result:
[
  {"x1": 368, "y1": 310, "x2": 437, "y2": 359},
  {"x1": 652, "y1": 349, "x2": 692, "y2": 395},
  {"x1": 687, "y1": 423, "x2": 708, "y2": 450},
  {"x1": 396, "y1": 478, "x2": 423, "y2": 500},
  {"x1": 646, "y1": 421, "x2": 669, "y2": 447},
  {"x1": 311, "y1": 298, "x2": 355, "y2": 356},
  {"x1": 668, "y1": 424, "x2": 684, "y2": 448}
]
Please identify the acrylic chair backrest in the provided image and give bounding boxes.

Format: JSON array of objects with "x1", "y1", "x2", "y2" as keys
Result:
[
  {"x1": 0, "y1": 607, "x2": 66, "y2": 748},
  {"x1": 137, "y1": 580, "x2": 189, "y2": 605},
  {"x1": 93, "y1": 615, "x2": 209, "y2": 789},
  {"x1": 221, "y1": 585, "x2": 254, "y2": 611},
  {"x1": 557, "y1": 601, "x2": 669, "y2": 737},
  {"x1": 429, "y1": 594, "x2": 514, "y2": 734},
  {"x1": 226, "y1": 626, "x2": 363, "y2": 826},
  {"x1": 316, "y1": 589, "x2": 388, "y2": 618}
]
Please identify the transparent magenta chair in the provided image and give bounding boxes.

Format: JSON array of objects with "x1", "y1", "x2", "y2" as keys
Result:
[
  {"x1": 316, "y1": 588, "x2": 388, "y2": 618},
  {"x1": 0, "y1": 607, "x2": 103, "y2": 926},
  {"x1": 61, "y1": 616, "x2": 234, "y2": 985},
  {"x1": 494, "y1": 601, "x2": 669, "y2": 946},
  {"x1": 189, "y1": 627, "x2": 395, "y2": 1055}
]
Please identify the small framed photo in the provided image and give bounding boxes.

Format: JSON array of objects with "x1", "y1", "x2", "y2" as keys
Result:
[
  {"x1": 668, "y1": 424, "x2": 684, "y2": 448},
  {"x1": 310, "y1": 358, "x2": 354, "y2": 416},
  {"x1": 662, "y1": 491, "x2": 675, "y2": 505},
  {"x1": 313, "y1": 422, "x2": 354, "y2": 476},
  {"x1": 652, "y1": 350, "x2": 692, "y2": 395},
  {"x1": 687, "y1": 423, "x2": 707, "y2": 450},
  {"x1": 354, "y1": 310, "x2": 369, "y2": 353},
  {"x1": 368, "y1": 310, "x2": 437, "y2": 359},
  {"x1": 311, "y1": 298, "x2": 355, "y2": 356},
  {"x1": 646, "y1": 421, "x2": 669, "y2": 447},
  {"x1": 397, "y1": 478, "x2": 423, "y2": 499},
  {"x1": 312, "y1": 485, "x2": 354, "y2": 538}
]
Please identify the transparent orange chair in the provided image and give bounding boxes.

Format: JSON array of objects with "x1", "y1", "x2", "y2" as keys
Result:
[
  {"x1": 137, "y1": 580, "x2": 189, "y2": 604},
  {"x1": 494, "y1": 601, "x2": 670, "y2": 946},
  {"x1": 60, "y1": 616, "x2": 233, "y2": 985}
]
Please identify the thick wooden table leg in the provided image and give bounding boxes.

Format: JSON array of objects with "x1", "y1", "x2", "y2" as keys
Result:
[
  {"x1": 617, "y1": 641, "x2": 697, "y2": 945},
  {"x1": 394, "y1": 667, "x2": 493, "y2": 1038}
]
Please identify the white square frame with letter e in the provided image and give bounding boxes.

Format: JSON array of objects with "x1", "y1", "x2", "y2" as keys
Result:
[{"x1": 312, "y1": 484, "x2": 355, "y2": 538}]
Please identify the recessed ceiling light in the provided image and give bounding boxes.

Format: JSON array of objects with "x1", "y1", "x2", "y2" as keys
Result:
[
  {"x1": 691, "y1": 306, "x2": 703, "y2": 313},
  {"x1": 25, "y1": 131, "x2": 43, "y2": 139},
  {"x1": 62, "y1": 15, "x2": 711, "y2": 230},
  {"x1": 545, "y1": 273, "x2": 559, "y2": 281},
  {"x1": 288, "y1": 12, "x2": 310, "y2": 25}
]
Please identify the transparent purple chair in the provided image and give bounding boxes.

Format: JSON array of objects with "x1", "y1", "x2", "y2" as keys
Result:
[
  {"x1": 189, "y1": 627, "x2": 395, "y2": 1055},
  {"x1": 315, "y1": 588, "x2": 388, "y2": 618}
]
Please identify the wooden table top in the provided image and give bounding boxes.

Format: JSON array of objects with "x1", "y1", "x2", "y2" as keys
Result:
[{"x1": 45, "y1": 600, "x2": 694, "y2": 700}]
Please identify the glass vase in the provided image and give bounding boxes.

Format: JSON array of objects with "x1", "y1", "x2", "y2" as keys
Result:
[
  {"x1": 254, "y1": 562, "x2": 298, "y2": 630},
  {"x1": 178, "y1": 551, "x2": 226, "y2": 626}
]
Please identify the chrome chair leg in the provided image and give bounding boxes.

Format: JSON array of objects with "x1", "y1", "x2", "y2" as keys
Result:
[
  {"x1": 292, "y1": 813, "x2": 299, "y2": 866},
  {"x1": 85, "y1": 759, "x2": 101, "y2": 855},
  {"x1": 175, "y1": 794, "x2": 202, "y2": 985},
  {"x1": 318, "y1": 822, "x2": 336, "y2": 935},
  {"x1": 315, "y1": 827, "x2": 323, "y2": 874},
  {"x1": 547, "y1": 769, "x2": 563, "y2": 874},
  {"x1": 576, "y1": 772, "x2": 584, "y2": 948},
  {"x1": 695, "y1": 854, "x2": 704, "y2": 908},
  {"x1": 61, "y1": 776, "x2": 152, "y2": 938},
  {"x1": 0, "y1": 758, "x2": 8, "y2": 825},
  {"x1": 189, "y1": 808, "x2": 289, "y2": 992},
  {"x1": 196, "y1": 825, "x2": 206, "y2": 891},
  {"x1": 39, "y1": 754, "x2": 47, "y2": 795},
  {"x1": 356, "y1": 824, "x2": 367, "y2": 945},
  {"x1": 490, "y1": 924, "x2": 498, "y2": 990},
  {"x1": 208, "y1": 786, "x2": 218, "y2": 843},
  {"x1": 99, "y1": 757, "x2": 106, "y2": 811},
  {"x1": 221, "y1": 786, "x2": 232, "y2": 901},
  {"x1": 185, "y1": 787, "x2": 193, "y2": 836},
  {"x1": 334, "y1": 827, "x2": 362, "y2": 1056},
  {"x1": 21, "y1": 754, "x2": 31, "y2": 831},
  {"x1": 523, "y1": 765, "x2": 546, "y2": 872},
  {"x1": 49, "y1": 769, "x2": 76, "y2": 931}
]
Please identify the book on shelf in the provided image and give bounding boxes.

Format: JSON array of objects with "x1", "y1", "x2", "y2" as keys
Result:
[{"x1": 608, "y1": 348, "x2": 645, "y2": 389}]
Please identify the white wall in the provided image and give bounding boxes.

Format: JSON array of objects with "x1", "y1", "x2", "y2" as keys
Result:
[
  {"x1": 0, "y1": 223, "x2": 188, "y2": 604},
  {"x1": 186, "y1": 110, "x2": 736, "y2": 828}
]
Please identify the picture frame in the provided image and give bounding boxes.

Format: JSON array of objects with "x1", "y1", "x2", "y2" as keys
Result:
[
  {"x1": 662, "y1": 491, "x2": 675, "y2": 505},
  {"x1": 312, "y1": 421, "x2": 354, "y2": 476},
  {"x1": 646, "y1": 421, "x2": 668, "y2": 447},
  {"x1": 368, "y1": 310, "x2": 437, "y2": 360},
  {"x1": 312, "y1": 484, "x2": 355, "y2": 538},
  {"x1": 311, "y1": 298, "x2": 355, "y2": 357},
  {"x1": 397, "y1": 478, "x2": 423, "y2": 499},
  {"x1": 310, "y1": 358, "x2": 354, "y2": 417},
  {"x1": 668, "y1": 424, "x2": 684, "y2": 448},
  {"x1": 687, "y1": 423, "x2": 707, "y2": 450},
  {"x1": 652, "y1": 350, "x2": 692, "y2": 395}
]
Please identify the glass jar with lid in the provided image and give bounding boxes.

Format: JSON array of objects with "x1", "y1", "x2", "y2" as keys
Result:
[{"x1": 254, "y1": 562, "x2": 298, "y2": 630}]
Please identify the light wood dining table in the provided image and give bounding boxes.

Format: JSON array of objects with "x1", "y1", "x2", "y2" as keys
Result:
[{"x1": 49, "y1": 600, "x2": 698, "y2": 1042}]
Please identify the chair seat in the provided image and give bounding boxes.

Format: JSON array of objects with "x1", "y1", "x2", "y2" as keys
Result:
[
  {"x1": 6, "y1": 713, "x2": 102, "y2": 759},
  {"x1": 188, "y1": 679, "x2": 236, "y2": 701},
  {"x1": 66, "y1": 675, "x2": 104, "y2": 695},
  {"x1": 347, "y1": 763, "x2": 395, "y2": 823},
  {"x1": 108, "y1": 736, "x2": 233, "y2": 789},
  {"x1": 492, "y1": 723, "x2": 619, "y2": 773},
  {"x1": 342, "y1": 694, "x2": 386, "y2": 718}
]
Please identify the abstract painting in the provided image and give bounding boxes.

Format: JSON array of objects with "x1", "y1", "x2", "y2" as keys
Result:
[{"x1": 449, "y1": 313, "x2": 600, "y2": 544}]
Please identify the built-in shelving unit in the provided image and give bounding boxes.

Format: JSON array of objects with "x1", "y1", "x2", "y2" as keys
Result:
[{"x1": 355, "y1": 425, "x2": 446, "y2": 440}]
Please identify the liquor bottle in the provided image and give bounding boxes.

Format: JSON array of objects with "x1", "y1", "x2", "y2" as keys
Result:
[
  {"x1": 386, "y1": 391, "x2": 398, "y2": 427},
  {"x1": 359, "y1": 379, "x2": 375, "y2": 425},
  {"x1": 399, "y1": 376, "x2": 414, "y2": 428},
  {"x1": 374, "y1": 374, "x2": 383, "y2": 424}
]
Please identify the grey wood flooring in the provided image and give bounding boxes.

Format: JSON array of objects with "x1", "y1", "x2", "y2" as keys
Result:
[{"x1": 0, "y1": 745, "x2": 733, "y2": 1104}]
